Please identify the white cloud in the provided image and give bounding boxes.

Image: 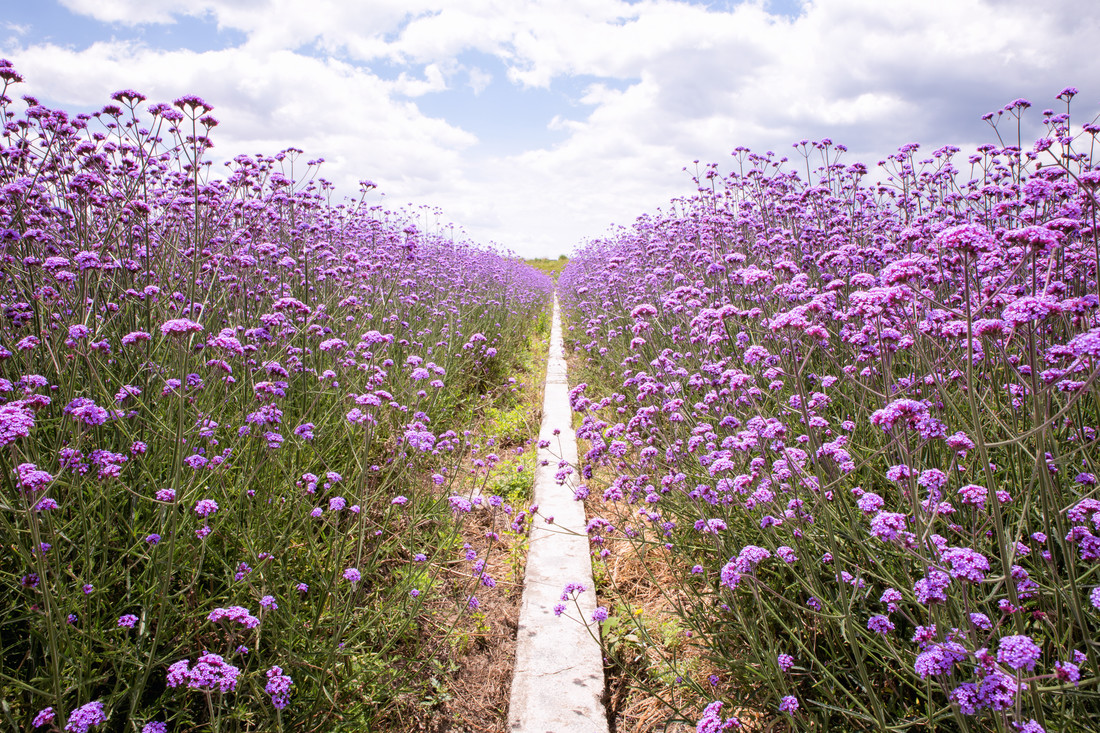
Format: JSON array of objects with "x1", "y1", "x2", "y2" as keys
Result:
[
  {"x1": 58, "y1": 0, "x2": 214, "y2": 25},
  {"x1": 467, "y1": 66, "x2": 492, "y2": 95},
  {"x1": 392, "y1": 64, "x2": 448, "y2": 97},
  {"x1": 12, "y1": 40, "x2": 476, "y2": 193}
]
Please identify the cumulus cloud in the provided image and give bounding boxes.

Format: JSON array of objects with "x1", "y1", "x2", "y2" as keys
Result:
[
  {"x1": 13, "y1": 41, "x2": 476, "y2": 191},
  {"x1": 10, "y1": 0, "x2": 1100, "y2": 256}
]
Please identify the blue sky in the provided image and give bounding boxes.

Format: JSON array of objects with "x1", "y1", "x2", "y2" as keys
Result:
[{"x1": 3, "y1": 0, "x2": 1098, "y2": 257}]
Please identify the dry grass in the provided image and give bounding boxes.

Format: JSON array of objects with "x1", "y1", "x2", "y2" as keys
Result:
[{"x1": 427, "y1": 505, "x2": 525, "y2": 733}]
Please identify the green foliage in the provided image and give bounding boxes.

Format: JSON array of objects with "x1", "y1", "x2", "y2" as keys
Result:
[{"x1": 525, "y1": 257, "x2": 570, "y2": 281}]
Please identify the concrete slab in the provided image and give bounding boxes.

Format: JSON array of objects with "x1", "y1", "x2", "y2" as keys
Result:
[{"x1": 507, "y1": 296, "x2": 609, "y2": 733}]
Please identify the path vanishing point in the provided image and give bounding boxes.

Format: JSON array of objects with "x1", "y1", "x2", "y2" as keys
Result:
[{"x1": 507, "y1": 296, "x2": 610, "y2": 733}]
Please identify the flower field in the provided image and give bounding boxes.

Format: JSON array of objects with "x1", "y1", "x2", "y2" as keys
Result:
[
  {"x1": 560, "y1": 92, "x2": 1100, "y2": 731},
  {"x1": 5, "y1": 48, "x2": 1100, "y2": 733},
  {"x1": 0, "y1": 63, "x2": 551, "y2": 731}
]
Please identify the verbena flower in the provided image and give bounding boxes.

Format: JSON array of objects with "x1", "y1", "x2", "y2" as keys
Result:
[
  {"x1": 64, "y1": 700, "x2": 106, "y2": 732},
  {"x1": 208, "y1": 606, "x2": 260, "y2": 628},
  {"x1": 32, "y1": 707, "x2": 54, "y2": 728},
  {"x1": 265, "y1": 665, "x2": 293, "y2": 709},
  {"x1": 166, "y1": 653, "x2": 239, "y2": 693},
  {"x1": 997, "y1": 635, "x2": 1041, "y2": 671},
  {"x1": 867, "y1": 615, "x2": 895, "y2": 635},
  {"x1": 160, "y1": 318, "x2": 203, "y2": 336}
]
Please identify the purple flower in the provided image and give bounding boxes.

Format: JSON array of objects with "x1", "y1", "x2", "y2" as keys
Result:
[
  {"x1": 16, "y1": 463, "x2": 52, "y2": 491},
  {"x1": 914, "y1": 568, "x2": 951, "y2": 605},
  {"x1": 64, "y1": 700, "x2": 106, "y2": 732},
  {"x1": 184, "y1": 454, "x2": 207, "y2": 469},
  {"x1": 265, "y1": 665, "x2": 293, "y2": 709},
  {"x1": 560, "y1": 582, "x2": 587, "y2": 600},
  {"x1": 343, "y1": 567, "x2": 361, "y2": 583},
  {"x1": 969, "y1": 612, "x2": 991, "y2": 630},
  {"x1": 951, "y1": 682, "x2": 981, "y2": 714},
  {"x1": 1055, "y1": 660, "x2": 1081, "y2": 685},
  {"x1": 1002, "y1": 295, "x2": 1061, "y2": 327},
  {"x1": 68, "y1": 399, "x2": 109, "y2": 426},
  {"x1": 1014, "y1": 721, "x2": 1045, "y2": 733},
  {"x1": 776, "y1": 546, "x2": 797, "y2": 563},
  {"x1": 914, "y1": 641, "x2": 968, "y2": 678},
  {"x1": 856, "y1": 492, "x2": 884, "y2": 513},
  {"x1": 160, "y1": 318, "x2": 203, "y2": 336},
  {"x1": 777, "y1": 653, "x2": 794, "y2": 671},
  {"x1": 976, "y1": 671, "x2": 1017, "y2": 711},
  {"x1": 0, "y1": 402, "x2": 35, "y2": 446},
  {"x1": 997, "y1": 634, "x2": 1041, "y2": 671},
  {"x1": 958, "y1": 483, "x2": 988, "y2": 505},
  {"x1": 141, "y1": 723, "x2": 167, "y2": 733},
  {"x1": 870, "y1": 398, "x2": 929, "y2": 432},
  {"x1": 166, "y1": 653, "x2": 239, "y2": 693},
  {"x1": 870, "y1": 511, "x2": 907, "y2": 541},
  {"x1": 260, "y1": 595, "x2": 278, "y2": 611},
  {"x1": 32, "y1": 707, "x2": 54, "y2": 728},
  {"x1": 937, "y1": 223, "x2": 994, "y2": 256},
  {"x1": 867, "y1": 615, "x2": 895, "y2": 635},
  {"x1": 194, "y1": 498, "x2": 219, "y2": 517},
  {"x1": 695, "y1": 700, "x2": 740, "y2": 732},
  {"x1": 118, "y1": 614, "x2": 138, "y2": 628},
  {"x1": 778, "y1": 695, "x2": 799, "y2": 714},
  {"x1": 732, "y1": 545, "x2": 770, "y2": 573},
  {"x1": 208, "y1": 606, "x2": 260, "y2": 628},
  {"x1": 448, "y1": 495, "x2": 472, "y2": 513},
  {"x1": 942, "y1": 546, "x2": 990, "y2": 583}
]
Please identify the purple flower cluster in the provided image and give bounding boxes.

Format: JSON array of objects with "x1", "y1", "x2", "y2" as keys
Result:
[
  {"x1": 63, "y1": 701, "x2": 106, "y2": 733},
  {"x1": 0, "y1": 64, "x2": 555, "y2": 732},
  {"x1": 208, "y1": 606, "x2": 260, "y2": 628},
  {"x1": 265, "y1": 665, "x2": 293, "y2": 709},
  {"x1": 166, "y1": 653, "x2": 240, "y2": 693},
  {"x1": 556, "y1": 90, "x2": 1100, "y2": 729}
]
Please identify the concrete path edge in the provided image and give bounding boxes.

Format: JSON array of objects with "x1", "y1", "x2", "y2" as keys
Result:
[{"x1": 506, "y1": 295, "x2": 610, "y2": 733}]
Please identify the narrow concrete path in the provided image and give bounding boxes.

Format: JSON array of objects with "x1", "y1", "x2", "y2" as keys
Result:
[{"x1": 508, "y1": 296, "x2": 609, "y2": 733}]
